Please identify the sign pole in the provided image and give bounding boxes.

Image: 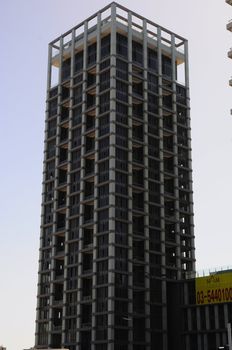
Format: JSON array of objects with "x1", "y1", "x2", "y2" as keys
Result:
[{"x1": 227, "y1": 323, "x2": 232, "y2": 350}]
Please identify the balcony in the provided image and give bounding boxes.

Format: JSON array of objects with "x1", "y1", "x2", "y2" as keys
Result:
[
  {"x1": 56, "y1": 213, "x2": 66, "y2": 232},
  {"x1": 163, "y1": 136, "x2": 174, "y2": 153},
  {"x1": 60, "y1": 127, "x2": 68, "y2": 144},
  {"x1": 162, "y1": 62, "x2": 172, "y2": 80},
  {"x1": 60, "y1": 106, "x2": 69, "y2": 125},
  {"x1": 163, "y1": 116, "x2": 173, "y2": 131},
  {"x1": 49, "y1": 86, "x2": 58, "y2": 98},
  {"x1": 59, "y1": 148, "x2": 68, "y2": 166},
  {"x1": 163, "y1": 95, "x2": 173, "y2": 111},
  {"x1": 87, "y1": 72, "x2": 96, "y2": 88},
  {"x1": 228, "y1": 48, "x2": 232, "y2": 59},
  {"x1": 61, "y1": 86, "x2": 70, "y2": 101},
  {"x1": 133, "y1": 216, "x2": 144, "y2": 236},
  {"x1": 54, "y1": 273, "x2": 64, "y2": 281},
  {"x1": 163, "y1": 157, "x2": 174, "y2": 174},
  {"x1": 82, "y1": 295, "x2": 92, "y2": 302},
  {"x1": 82, "y1": 277, "x2": 92, "y2": 300},
  {"x1": 133, "y1": 193, "x2": 144, "y2": 212},
  {"x1": 132, "y1": 82, "x2": 143, "y2": 99},
  {"x1": 132, "y1": 68, "x2": 143, "y2": 84},
  {"x1": 132, "y1": 146, "x2": 143, "y2": 164},
  {"x1": 85, "y1": 136, "x2": 95, "y2": 153},
  {"x1": 227, "y1": 20, "x2": 232, "y2": 31},
  {"x1": 132, "y1": 125, "x2": 143, "y2": 141},
  {"x1": 62, "y1": 59, "x2": 71, "y2": 82},
  {"x1": 53, "y1": 299, "x2": 63, "y2": 306},
  {"x1": 165, "y1": 202, "x2": 175, "y2": 221},
  {"x1": 58, "y1": 169, "x2": 67, "y2": 186},
  {"x1": 86, "y1": 94, "x2": 96, "y2": 110},
  {"x1": 55, "y1": 247, "x2": 65, "y2": 258},
  {"x1": 84, "y1": 204, "x2": 94, "y2": 224},
  {"x1": 164, "y1": 178, "x2": 174, "y2": 196},
  {"x1": 57, "y1": 191, "x2": 66, "y2": 209},
  {"x1": 84, "y1": 181, "x2": 94, "y2": 200},
  {"x1": 133, "y1": 103, "x2": 143, "y2": 120},
  {"x1": 226, "y1": 0, "x2": 232, "y2": 5},
  {"x1": 86, "y1": 115, "x2": 95, "y2": 131},
  {"x1": 133, "y1": 169, "x2": 144, "y2": 187},
  {"x1": 81, "y1": 322, "x2": 92, "y2": 329},
  {"x1": 85, "y1": 159, "x2": 95, "y2": 176},
  {"x1": 133, "y1": 266, "x2": 145, "y2": 288},
  {"x1": 133, "y1": 245, "x2": 144, "y2": 262},
  {"x1": 83, "y1": 231, "x2": 92, "y2": 249},
  {"x1": 176, "y1": 85, "x2": 187, "y2": 106},
  {"x1": 87, "y1": 43, "x2": 97, "y2": 68},
  {"x1": 165, "y1": 223, "x2": 176, "y2": 243},
  {"x1": 52, "y1": 324, "x2": 62, "y2": 332},
  {"x1": 82, "y1": 268, "x2": 93, "y2": 276}
]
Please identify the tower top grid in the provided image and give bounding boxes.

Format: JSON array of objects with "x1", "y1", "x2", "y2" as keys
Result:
[{"x1": 49, "y1": 2, "x2": 186, "y2": 48}]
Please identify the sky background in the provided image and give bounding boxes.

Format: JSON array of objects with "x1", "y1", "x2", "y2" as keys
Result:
[{"x1": 1, "y1": 0, "x2": 232, "y2": 349}]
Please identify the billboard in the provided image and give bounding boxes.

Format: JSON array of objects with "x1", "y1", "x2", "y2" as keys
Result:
[{"x1": 196, "y1": 271, "x2": 232, "y2": 305}]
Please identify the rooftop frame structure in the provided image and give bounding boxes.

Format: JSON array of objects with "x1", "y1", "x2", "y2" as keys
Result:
[{"x1": 48, "y1": 2, "x2": 188, "y2": 89}]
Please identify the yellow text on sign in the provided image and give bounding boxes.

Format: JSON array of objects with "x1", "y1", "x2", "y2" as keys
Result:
[{"x1": 196, "y1": 272, "x2": 232, "y2": 305}]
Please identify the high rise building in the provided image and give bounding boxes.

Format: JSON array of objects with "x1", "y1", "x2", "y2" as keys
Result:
[{"x1": 35, "y1": 2, "x2": 195, "y2": 350}]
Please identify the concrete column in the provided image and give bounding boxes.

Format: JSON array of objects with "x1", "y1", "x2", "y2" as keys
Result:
[
  {"x1": 127, "y1": 12, "x2": 133, "y2": 350},
  {"x1": 61, "y1": 28, "x2": 75, "y2": 345},
  {"x1": 171, "y1": 33, "x2": 181, "y2": 278},
  {"x1": 196, "y1": 307, "x2": 202, "y2": 350},
  {"x1": 205, "y1": 306, "x2": 210, "y2": 330},
  {"x1": 76, "y1": 20, "x2": 88, "y2": 338},
  {"x1": 91, "y1": 11, "x2": 102, "y2": 349},
  {"x1": 47, "y1": 44, "x2": 53, "y2": 89},
  {"x1": 142, "y1": 18, "x2": 151, "y2": 350},
  {"x1": 35, "y1": 42, "x2": 53, "y2": 348},
  {"x1": 157, "y1": 26, "x2": 167, "y2": 350},
  {"x1": 48, "y1": 35, "x2": 64, "y2": 346},
  {"x1": 184, "y1": 40, "x2": 195, "y2": 271},
  {"x1": 108, "y1": 3, "x2": 117, "y2": 348}
]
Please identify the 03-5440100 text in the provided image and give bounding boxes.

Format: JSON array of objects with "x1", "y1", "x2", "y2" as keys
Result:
[{"x1": 197, "y1": 288, "x2": 232, "y2": 304}]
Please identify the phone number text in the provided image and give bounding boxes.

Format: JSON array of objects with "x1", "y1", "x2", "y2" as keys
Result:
[{"x1": 197, "y1": 288, "x2": 232, "y2": 304}]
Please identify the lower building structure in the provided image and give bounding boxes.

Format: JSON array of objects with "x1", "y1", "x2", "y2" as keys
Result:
[{"x1": 167, "y1": 270, "x2": 232, "y2": 350}]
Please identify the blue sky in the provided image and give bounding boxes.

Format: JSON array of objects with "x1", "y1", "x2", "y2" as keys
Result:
[{"x1": 1, "y1": 0, "x2": 232, "y2": 349}]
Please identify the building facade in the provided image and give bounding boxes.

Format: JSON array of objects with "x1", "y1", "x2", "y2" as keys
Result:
[{"x1": 35, "y1": 2, "x2": 195, "y2": 350}]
